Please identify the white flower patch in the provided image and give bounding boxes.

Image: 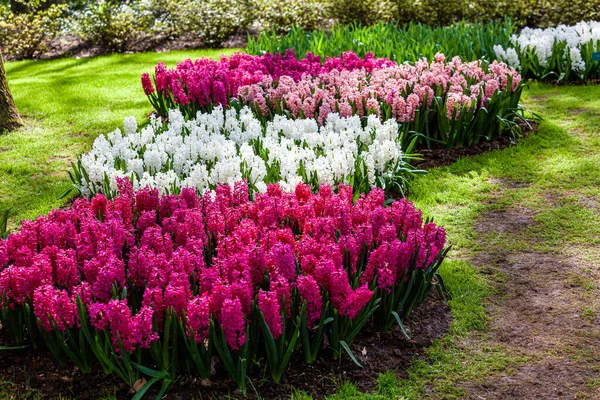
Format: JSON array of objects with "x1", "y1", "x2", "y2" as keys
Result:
[
  {"x1": 495, "y1": 21, "x2": 600, "y2": 79},
  {"x1": 79, "y1": 106, "x2": 405, "y2": 196}
]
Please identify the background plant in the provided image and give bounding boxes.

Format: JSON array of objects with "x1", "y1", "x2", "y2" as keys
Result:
[
  {"x1": 0, "y1": 0, "x2": 66, "y2": 59},
  {"x1": 250, "y1": 0, "x2": 326, "y2": 34},
  {"x1": 69, "y1": 0, "x2": 157, "y2": 52},
  {"x1": 494, "y1": 22, "x2": 600, "y2": 82},
  {"x1": 247, "y1": 19, "x2": 514, "y2": 63},
  {"x1": 326, "y1": 0, "x2": 600, "y2": 28},
  {"x1": 324, "y1": 0, "x2": 397, "y2": 26},
  {"x1": 148, "y1": 0, "x2": 253, "y2": 47}
]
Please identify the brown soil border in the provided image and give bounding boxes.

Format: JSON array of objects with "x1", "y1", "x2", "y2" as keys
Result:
[
  {"x1": 0, "y1": 294, "x2": 450, "y2": 399},
  {"x1": 415, "y1": 121, "x2": 538, "y2": 170}
]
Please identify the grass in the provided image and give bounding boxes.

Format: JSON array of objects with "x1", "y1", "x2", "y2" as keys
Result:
[
  {"x1": 367, "y1": 82, "x2": 600, "y2": 398},
  {"x1": 3, "y1": 52, "x2": 600, "y2": 399},
  {"x1": 1, "y1": 48, "x2": 239, "y2": 224}
]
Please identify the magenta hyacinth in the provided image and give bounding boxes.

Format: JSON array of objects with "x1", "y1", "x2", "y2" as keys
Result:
[
  {"x1": 221, "y1": 297, "x2": 246, "y2": 350},
  {"x1": 0, "y1": 179, "x2": 447, "y2": 358},
  {"x1": 258, "y1": 289, "x2": 283, "y2": 339}
]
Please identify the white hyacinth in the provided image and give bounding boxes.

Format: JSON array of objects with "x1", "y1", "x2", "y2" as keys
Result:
[
  {"x1": 496, "y1": 21, "x2": 600, "y2": 78},
  {"x1": 79, "y1": 106, "x2": 406, "y2": 196}
]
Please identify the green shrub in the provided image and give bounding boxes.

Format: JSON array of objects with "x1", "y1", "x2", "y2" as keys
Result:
[
  {"x1": 149, "y1": 0, "x2": 252, "y2": 47},
  {"x1": 251, "y1": 0, "x2": 326, "y2": 33},
  {"x1": 0, "y1": 0, "x2": 66, "y2": 59},
  {"x1": 320, "y1": 0, "x2": 600, "y2": 28},
  {"x1": 71, "y1": 0, "x2": 157, "y2": 52},
  {"x1": 390, "y1": 0, "x2": 600, "y2": 28},
  {"x1": 325, "y1": 0, "x2": 397, "y2": 25}
]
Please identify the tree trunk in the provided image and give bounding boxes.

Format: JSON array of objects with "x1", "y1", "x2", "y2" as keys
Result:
[{"x1": 0, "y1": 53, "x2": 23, "y2": 132}]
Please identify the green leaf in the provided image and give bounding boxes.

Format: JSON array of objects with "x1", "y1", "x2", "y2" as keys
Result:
[
  {"x1": 340, "y1": 340, "x2": 362, "y2": 368},
  {"x1": 391, "y1": 311, "x2": 411, "y2": 340},
  {"x1": 0, "y1": 345, "x2": 29, "y2": 350},
  {"x1": 132, "y1": 362, "x2": 168, "y2": 379}
]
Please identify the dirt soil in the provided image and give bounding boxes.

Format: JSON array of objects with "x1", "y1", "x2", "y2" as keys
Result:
[
  {"x1": 0, "y1": 294, "x2": 451, "y2": 399},
  {"x1": 3, "y1": 33, "x2": 249, "y2": 62},
  {"x1": 462, "y1": 181, "x2": 600, "y2": 399},
  {"x1": 415, "y1": 121, "x2": 537, "y2": 170},
  {"x1": 416, "y1": 136, "x2": 517, "y2": 170}
]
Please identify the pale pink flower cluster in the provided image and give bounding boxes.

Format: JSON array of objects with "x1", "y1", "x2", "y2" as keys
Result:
[{"x1": 239, "y1": 54, "x2": 522, "y2": 123}]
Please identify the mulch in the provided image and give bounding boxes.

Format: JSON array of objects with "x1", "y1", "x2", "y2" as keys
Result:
[
  {"x1": 0, "y1": 294, "x2": 450, "y2": 399},
  {"x1": 415, "y1": 121, "x2": 538, "y2": 170},
  {"x1": 2, "y1": 33, "x2": 249, "y2": 62}
]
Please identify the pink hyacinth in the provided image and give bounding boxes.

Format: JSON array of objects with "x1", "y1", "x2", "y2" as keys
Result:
[
  {"x1": 258, "y1": 289, "x2": 283, "y2": 339},
  {"x1": 297, "y1": 274, "x2": 323, "y2": 328},
  {"x1": 141, "y1": 73, "x2": 155, "y2": 95},
  {"x1": 0, "y1": 178, "x2": 448, "y2": 360},
  {"x1": 144, "y1": 51, "x2": 396, "y2": 115},
  {"x1": 221, "y1": 297, "x2": 246, "y2": 350},
  {"x1": 237, "y1": 55, "x2": 520, "y2": 126},
  {"x1": 186, "y1": 295, "x2": 211, "y2": 342},
  {"x1": 33, "y1": 285, "x2": 78, "y2": 332}
]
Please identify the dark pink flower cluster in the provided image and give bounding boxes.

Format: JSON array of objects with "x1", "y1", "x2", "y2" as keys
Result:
[
  {"x1": 0, "y1": 179, "x2": 445, "y2": 352},
  {"x1": 142, "y1": 50, "x2": 395, "y2": 112}
]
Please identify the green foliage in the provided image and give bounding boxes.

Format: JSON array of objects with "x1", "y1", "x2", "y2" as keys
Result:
[
  {"x1": 338, "y1": 0, "x2": 600, "y2": 28},
  {"x1": 4, "y1": 0, "x2": 600, "y2": 60},
  {"x1": 324, "y1": 0, "x2": 397, "y2": 25},
  {"x1": 150, "y1": 0, "x2": 253, "y2": 47},
  {"x1": 512, "y1": 38, "x2": 600, "y2": 82},
  {"x1": 0, "y1": 0, "x2": 66, "y2": 59},
  {"x1": 70, "y1": 0, "x2": 156, "y2": 52},
  {"x1": 254, "y1": 0, "x2": 600, "y2": 29},
  {"x1": 247, "y1": 19, "x2": 514, "y2": 63},
  {"x1": 394, "y1": 0, "x2": 465, "y2": 26},
  {"x1": 251, "y1": 0, "x2": 326, "y2": 33},
  {"x1": 461, "y1": 0, "x2": 600, "y2": 29},
  {"x1": 0, "y1": 209, "x2": 9, "y2": 239}
]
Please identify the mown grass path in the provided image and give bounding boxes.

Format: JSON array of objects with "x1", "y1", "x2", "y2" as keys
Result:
[
  {"x1": 379, "y1": 83, "x2": 600, "y2": 399},
  {"x1": 458, "y1": 85, "x2": 600, "y2": 399}
]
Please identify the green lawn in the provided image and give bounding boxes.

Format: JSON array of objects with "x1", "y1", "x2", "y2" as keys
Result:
[
  {"x1": 3, "y1": 52, "x2": 600, "y2": 399},
  {"x1": 2, "y1": 49, "x2": 239, "y2": 223}
]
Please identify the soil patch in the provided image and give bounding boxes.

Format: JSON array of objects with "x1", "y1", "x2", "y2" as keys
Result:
[
  {"x1": 3, "y1": 32, "x2": 249, "y2": 62},
  {"x1": 0, "y1": 294, "x2": 451, "y2": 399},
  {"x1": 463, "y1": 182, "x2": 600, "y2": 399},
  {"x1": 474, "y1": 206, "x2": 535, "y2": 237},
  {"x1": 415, "y1": 122, "x2": 537, "y2": 170},
  {"x1": 568, "y1": 108, "x2": 589, "y2": 115},
  {"x1": 544, "y1": 191, "x2": 600, "y2": 210}
]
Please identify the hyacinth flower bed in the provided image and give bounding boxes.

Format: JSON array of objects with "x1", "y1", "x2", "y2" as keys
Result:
[
  {"x1": 71, "y1": 105, "x2": 418, "y2": 199},
  {"x1": 142, "y1": 51, "x2": 526, "y2": 150},
  {"x1": 494, "y1": 21, "x2": 600, "y2": 82},
  {"x1": 142, "y1": 50, "x2": 395, "y2": 118},
  {"x1": 0, "y1": 179, "x2": 447, "y2": 395},
  {"x1": 247, "y1": 19, "x2": 600, "y2": 83}
]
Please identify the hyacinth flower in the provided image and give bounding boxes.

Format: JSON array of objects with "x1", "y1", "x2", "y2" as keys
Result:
[
  {"x1": 141, "y1": 50, "x2": 526, "y2": 149},
  {"x1": 238, "y1": 54, "x2": 525, "y2": 149},
  {"x1": 0, "y1": 179, "x2": 448, "y2": 395},
  {"x1": 142, "y1": 50, "x2": 396, "y2": 119},
  {"x1": 68, "y1": 106, "x2": 421, "y2": 200},
  {"x1": 209, "y1": 297, "x2": 255, "y2": 392},
  {"x1": 494, "y1": 21, "x2": 600, "y2": 82}
]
